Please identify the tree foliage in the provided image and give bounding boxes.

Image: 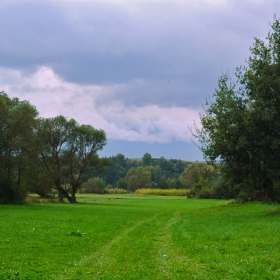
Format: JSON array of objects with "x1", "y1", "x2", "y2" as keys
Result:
[
  {"x1": 0, "y1": 90, "x2": 194, "y2": 203},
  {"x1": 105, "y1": 154, "x2": 126, "y2": 185},
  {"x1": 37, "y1": 116, "x2": 107, "y2": 203},
  {"x1": 0, "y1": 91, "x2": 110, "y2": 204},
  {"x1": 81, "y1": 177, "x2": 107, "y2": 194},
  {"x1": 125, "y1": 167, "x2": 155, "y2": 191},
  {"x1": 179, "y1": 163, "x2": 215, "y2": 189},
  {"x1": 142, "y1": 152, "x2": 152, "y2": 166},
  {"x1": 194, "y1": 17, "x2": 280, "y2": 201},
  {"x1": 0, "y1": 92, "x2": 38, "y2": 203}
]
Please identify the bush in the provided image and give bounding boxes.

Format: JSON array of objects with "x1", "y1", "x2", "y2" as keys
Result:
[
  {"x1": 135, "y1": 188, "x2": 189, "y2": 196},
  {"x1": 115, "y1": 178, "x2": 127, "y2": 189},
  {"x1": 197, "y1": 187, "x2": 213, "y2": 198},
  {"x1": 190, "y1": 175, "x2": 241, "y2": 199},
  {"x1": 179, "y1": 163, "x2": 215, "y2": 188},
  {"x1": 81, "y1": 178, "x2": 106, "y2": 194},
  {"x1": 0, "y1": 181, "x2": 29, "y2": 204},
  {"x1": 191, "y1": 177, "x2": 213, "y2": 198},
  {"x1": 211, "y1": 176, "x2": 240, "y2": 199},
  {"x1": 106, "y1": 188, "x2": 128, "y2": 194},
  {"x1": 25, "y1": 195, "x2": 57, "y2": 204}
]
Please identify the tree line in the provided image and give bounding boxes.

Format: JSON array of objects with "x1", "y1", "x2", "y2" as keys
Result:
[
  {"x1": 0, "y1": 89, "x2": 219, "y2": 203},
  {"x1": 81, "y1": 152, "x2": 223, "y2": 198},
  {"x1": 0, "y1": 91, "x2": 220, "y2": 204}
]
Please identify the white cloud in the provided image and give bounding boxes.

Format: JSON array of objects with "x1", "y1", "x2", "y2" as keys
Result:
[
  {"x1": 0, "y1": 66, "x2": 200, "y2": 143},
  {"x1": 98, "y1": 104, "x2": 200, "y2": 143},
  {"x1": 0, "y1": 66, "x2": 107, "y2": 127}
]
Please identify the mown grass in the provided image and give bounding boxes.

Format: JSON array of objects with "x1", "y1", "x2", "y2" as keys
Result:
[{"x1": 0, "y1": 195, "x2": 280, "y2": 279}]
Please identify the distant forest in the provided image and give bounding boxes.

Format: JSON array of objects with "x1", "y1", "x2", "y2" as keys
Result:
[{"x1": 81, "y1": 152, "x2": 226, "y2": 199}]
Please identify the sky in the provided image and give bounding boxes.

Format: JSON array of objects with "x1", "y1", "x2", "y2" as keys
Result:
[{"x1": 0, "y1": 0, "x2": 279, "y2": 160}]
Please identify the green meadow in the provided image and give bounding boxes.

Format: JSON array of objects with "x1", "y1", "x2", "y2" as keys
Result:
[{"x1": 1, "y1": 195, "x2": 280, "y2": 279}]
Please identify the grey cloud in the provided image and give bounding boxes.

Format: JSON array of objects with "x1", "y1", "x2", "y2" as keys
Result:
[
  {"x1": 50, "y1": 53, "x2": 167, "y2": 84},
  {"x1": 0, "y1": 0, "x2": 280, "y2": 108},
  {"x1": 94, "y1": 78, "x2": 215, "y2": 109},
  {"x1": 2, "y1": 0, "x2": 280, "y2": 160}
]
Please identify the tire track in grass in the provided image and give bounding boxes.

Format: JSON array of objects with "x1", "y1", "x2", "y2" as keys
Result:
[
  {"x1": 155, "y1": 212, "x2": 206, "y2": 280},
  {"x1": 58, "y1": 212, "x2": 161, "y2": 279},
  {"x1": 154, "y1": 212, "x2": 182, "y2": 279}
]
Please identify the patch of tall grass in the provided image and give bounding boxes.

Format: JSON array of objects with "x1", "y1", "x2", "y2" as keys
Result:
[
  {"x1": 25, "y1": 195, "x2": 58, "y2": 204},
  {"x1": 135, "y1": 188, "x2": 189, "y2": 196},
  {"x1": 106, "y1": 188, "x2": 129, "y2": 194}
]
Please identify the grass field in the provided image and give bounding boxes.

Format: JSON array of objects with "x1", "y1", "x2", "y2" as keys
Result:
[{"x1": 1, "y1": 194, "x2": 280, "y2": 279}]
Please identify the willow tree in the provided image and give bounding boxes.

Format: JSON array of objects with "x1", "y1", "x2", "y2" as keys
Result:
[
  {"x1": 37, "y1": 115, "x2": 108, "y2": 203},
  {"x1": 194, "y1": 17, "x2": 280, "y2": 201},
  {"x1": 63, "y1": 124, "x2": 109, "y2": 203}
]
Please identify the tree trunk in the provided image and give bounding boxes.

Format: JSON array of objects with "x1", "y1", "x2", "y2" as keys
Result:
[
  {"x1": 59, "y1": 187, "x2": 75, "y2": 203},
  {"x1": 264, "y1": 178, "x2": 274, "y2": 201},
  {"x1": 70, "y1": 187, "x2": 78, "y2": 203},
  {"x1": 57, "y1": 187, "x2": 73, "y2": 203},
  {"x1": 58, "y1": 189, "x2": 64, "y2": 202}
]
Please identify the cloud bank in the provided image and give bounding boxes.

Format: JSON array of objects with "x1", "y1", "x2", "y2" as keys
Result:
[
  {"x1": 0, "y1": 0, "x2": 279, "y2": 159},
  {"x1": 0, "y1": 66, "x2": 199, "y2": 144}
]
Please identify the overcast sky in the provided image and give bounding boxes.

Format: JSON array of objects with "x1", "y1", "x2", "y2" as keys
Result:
[{"x1": 0, "y1": 0, "x2": 279, "y2": 160}]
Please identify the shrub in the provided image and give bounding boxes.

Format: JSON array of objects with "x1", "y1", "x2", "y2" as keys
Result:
[
  {"x1": 197, "y1": 187, "x2": 213, "y2": 198},
  {"x1": 106, "y1": 188, "x2": 129, "y2": 194},
  {"x1": 81, "y1": 178, "x2": 106, "y2": 194},
  {"x1": 179, "y1": 163, "x2": 215, "y2": 188},
  {"x1": 135, "y1": 188, "x2": 189, "y2": 196},
  {"x1": 211, "y1": 176, "x2": 240, "y2": 199},
  {"x1": 0, "y1": 181, "x2": 29, "y2": 204},
  {"x1": 125, "y1": 167, "x2": 154, "y2": 191},
  {"x1": 192, "y1": 177, "x2": 213, "y2": 198},
  {"x1": 25, "y1": 195, "x2": 57, "y2": 204},
  {"x1": 115, "y1": 178, "x2": 127, "y2": 189}
]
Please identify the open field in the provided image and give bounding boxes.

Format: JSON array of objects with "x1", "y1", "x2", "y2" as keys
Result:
[{"x1": 1, "y1": 195, "x2": 280, "y2": 279}]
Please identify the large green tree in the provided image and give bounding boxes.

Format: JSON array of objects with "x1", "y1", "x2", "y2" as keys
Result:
[
  {"x1": 63, "y1": 124, "x2": 108, "y2": 202},
  {"x1": 142, "y1": 152, "x2": 152, "y2": 166},
  {"x1": 194, "y1": 17, "x2": 280, "y2": 201},
  {"x1": 179, "y1": 163, "x2": 215, "y2": 189},
  {"x1": 124, "y1": 167, "x2": 155, "y2": 191},
  {"x1": 0, "y1": 92, "x2": 38, "y2": 203},
  {"x1": 37, "y1": 115, "x2": 108, "y2": 203},
  {"x1": 36, "y1": 115, "x2": 73, "y2": 201},
  {"x1": 104, "y1": 153, "x2": 126, "y2": 186}
]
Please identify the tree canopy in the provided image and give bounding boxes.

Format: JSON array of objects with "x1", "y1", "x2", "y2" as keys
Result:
[
  {"x1": 194, "y1": 17, "x2": 280, "y2": 201},
  {"x1": 36, "y1": 116, "x2": 108, "y2": 203},
  {"x1": 0, "y1": 92, "x2": 38, "y2": 203},
  {"x1": 0, "y1": 92, "x2": 108, "y2": 203}
]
